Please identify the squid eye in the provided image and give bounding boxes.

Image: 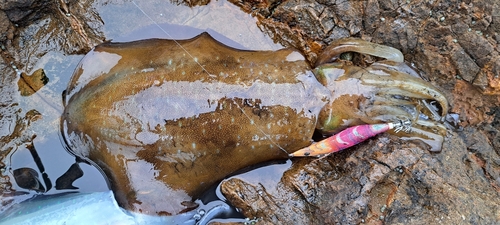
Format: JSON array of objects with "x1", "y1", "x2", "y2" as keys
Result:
[{"x1": 340, "y1": 52, "x2": 353, "y2": 61}]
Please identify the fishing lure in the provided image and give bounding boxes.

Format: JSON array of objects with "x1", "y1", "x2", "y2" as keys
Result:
[{"x1": 289, "y1": 120, "x2": 411, "y2": 157}]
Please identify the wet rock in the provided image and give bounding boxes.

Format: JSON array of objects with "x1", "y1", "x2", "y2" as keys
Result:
[
  {"x1": 361, "y1": 0, "x2": 379, "y2": 34},
  {"x1": 456, "y1": 32, "x2": 494, "y2": 68},
  {"x1": 460, "y1": 127, "x2": 500, "y2": 188},
  {"x1": 330, "y1": 1, "x2": 363, "y2": 36},
  {"x1": 474, "y1": 56, "x2": 500, "y2": 95},
  {"x1": 1, "y1": 0, "x2": 105, "y2": 74},
  {"x1": 239, "y1": 0, "x2": 500, "y2": 96},
  {"x1": 254, "y1": 0, "x2": 368, "y2": 62},
  {"x1": 0, "y1": 10, "x2": 15, "y2": 42},
  {"x1": 222, "y1": 132, "x2": 500, "y2": 224},
  {"x1": 221, "y1": 177, "x2": 312, "y2": 224},
  {"x1": 12, "y1": 1, "x2": 104, "y2": 55},
  {"x1": 0, "y1": 0, "x2": 51, "y2": 23},
  {"x1": 450, "y1": 44, "x2": 480, "y2": 82},
  {"x1": 492, "y1": 4, "x2": 500, "y2": 32},
  {"x1": 451, "y1": 80, "x2": 494, "y2": 126}
]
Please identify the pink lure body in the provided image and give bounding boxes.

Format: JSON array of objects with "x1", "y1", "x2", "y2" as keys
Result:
[{"x1": 290, "y1": 123, "x2": 395, "y2": 157}]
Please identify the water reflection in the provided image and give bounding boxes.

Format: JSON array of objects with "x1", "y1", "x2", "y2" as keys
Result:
[{"x1": 0, "y1": 0, "x2": 285, "y2": 222}]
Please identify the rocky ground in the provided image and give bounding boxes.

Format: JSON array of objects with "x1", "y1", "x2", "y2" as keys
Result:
[{"x1": 1, "y1": 0, "x2": 499, "y2": 224}]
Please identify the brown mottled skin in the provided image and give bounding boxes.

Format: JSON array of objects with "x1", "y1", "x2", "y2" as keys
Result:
[
  {"x1": 62, "y1": 33, "x2": 330, "y2": 215},
  {"x1": 61, "y1": 33, "x2": 448, "y2": 216}
]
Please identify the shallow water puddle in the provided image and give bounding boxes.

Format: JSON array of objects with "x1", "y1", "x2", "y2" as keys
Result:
[
  {"x1": 1, "y1": 0, "x2": 288, "y2": 219},
  {"x1": 99, "y1": 0, "x2": 282, "y2": 50}
]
